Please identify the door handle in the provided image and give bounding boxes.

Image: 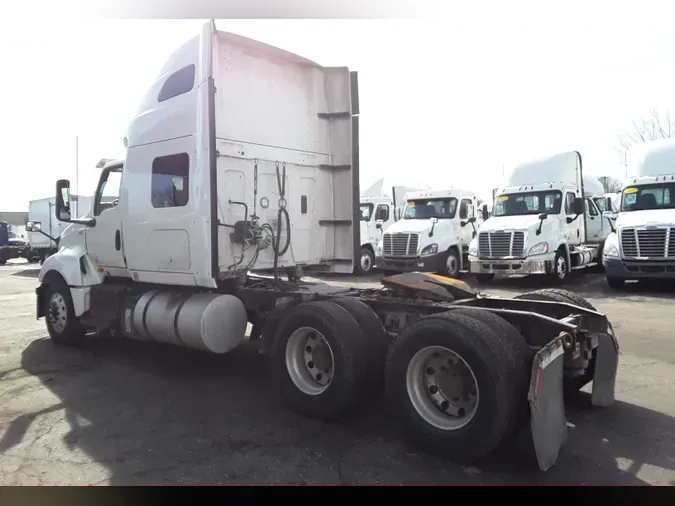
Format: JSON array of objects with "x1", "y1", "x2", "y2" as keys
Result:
[{"x1": 115, "y1": 230, "x2": 121, "y2": 251}]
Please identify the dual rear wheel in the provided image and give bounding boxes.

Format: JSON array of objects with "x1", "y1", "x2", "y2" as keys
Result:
[{"x1": 272, "y1": 298, "x2": 534, "y2": 462}]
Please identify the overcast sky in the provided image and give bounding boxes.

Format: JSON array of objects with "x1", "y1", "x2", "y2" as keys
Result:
[{"x1": 2, "y1": 5, "x2": 674, "y2": 210}]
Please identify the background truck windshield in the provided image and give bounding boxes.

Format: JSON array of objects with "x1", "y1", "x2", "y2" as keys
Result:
[
  {"x1": 403, "y1": 198, "x2": 457, "y2": 219},
  {"x1": 492, "y1": 190, "x2": 562, "y2": 217},
  {"x1": 621, "y1": 183, "x2": 675, "y2": 211}
]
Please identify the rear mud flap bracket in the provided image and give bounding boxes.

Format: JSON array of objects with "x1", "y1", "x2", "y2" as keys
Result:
[
  {"x1": 591, "y1": 324, "x2": 619, "y2": 407},
  {"x1": 528, "y1": 336, "x2": 567, "y2": 472}
]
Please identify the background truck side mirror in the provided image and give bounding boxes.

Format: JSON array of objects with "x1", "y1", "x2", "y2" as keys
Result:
[
  {"x1": 482, "y1": 204, "x2": 489, "y2": 219},
  {"x1": 25, "y1": 221, "x2": 42, "y2": 232},
  {"x1": 573, "y1": 196, "x2": 584, "y2": 215},
  {"x1": 56, "y1": 179, "x2": 72, "y2": 222},
  {"x1": 602, "y1": 210, "x2": 616, "y2": 219},
  {"x1": 605, "y1": 197, "x2": 614, "y2": 212},
  {"x1": 375, "y1": 219, "x2": 384, "y2": 229}
]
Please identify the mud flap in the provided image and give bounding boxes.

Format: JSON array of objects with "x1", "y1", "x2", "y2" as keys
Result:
[
  {"x1": 528, "y1": 336, "x2": 567, "y2": 471},
  {"x1": 591, "y1": 323, "x2": 619, "y2": 407}
]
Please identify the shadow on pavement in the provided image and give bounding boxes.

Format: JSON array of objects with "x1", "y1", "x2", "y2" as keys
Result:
[
  {"x1": 4, "y1": 337, "x2": 670, "y2": 484},
  {"x1": 10, "y1": 269, "x2": 40, "y2": 279}
]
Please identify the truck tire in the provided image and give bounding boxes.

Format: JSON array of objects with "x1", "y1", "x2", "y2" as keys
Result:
[
  {"x1": 356, "y1": 247, "x2": 374, "y2": 276},
  {"x1": 43, "y1": 277, "x2": 85, "y2": 347},
  {"x1": 445, "y1": 307, "x2": 533, "y2": 435},
  {"x1": 549, "y1": 249, "x2": 568, "y2": 284},
  {"x1": 606, "y1": 277, "x2": 625, "y2": 289},
  {"x1": 272, "y1": 300, "x2": 369, "y2": 421},
  {"x1": 514, "y1": 289, "x2": 596, "y2": 393},
  {"x1": 330, "y1": 297, "x2": 390, "y2": 397},
  {"x1": 474, "y1": 273, "x2": 494, "y2": 284},
  {"x1": 440, "y1": 248, "x2": 460, "y2": 278},
  {"x1": 385, "y1": 310, "x2": 529, "y2": 462}
]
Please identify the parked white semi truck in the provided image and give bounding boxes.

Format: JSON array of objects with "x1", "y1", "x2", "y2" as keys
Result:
[
  {"x1": 469, "y1": 152, "x2": 608, "y2": 284},
  {"x1": 602, "y1": 138, "x2": 675, "y2": 289},
  {"x1": 26, "y1": 195, "x2": 93, "y2": 264},
  {"x1": 374, "y1": 189, "x2": 482, "y2": 278},
  {"x1": 33, "y1": 21, "x2": 618, "y2": 471},
  {"x1": 357, "y1": 195, "x2": 396, "y2": 275}
]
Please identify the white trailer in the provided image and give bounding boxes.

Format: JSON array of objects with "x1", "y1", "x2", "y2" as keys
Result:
[
  {"x1": 26, "y1": 195, "x2": 92, "y2": 264},
  {"x1": 31, "y1": 21, "x2": 618, "y2": 472},
  {"x1": 602, "y1": 138, "x2": 675, "y2": 288},
  {"x1": 469, "y1": 152, "x2": 608, "y2": 284}
]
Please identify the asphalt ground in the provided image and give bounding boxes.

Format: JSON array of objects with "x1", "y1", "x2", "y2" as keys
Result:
[{"x1": 1, "y1": 261, "x2": 674, "y2": 484}]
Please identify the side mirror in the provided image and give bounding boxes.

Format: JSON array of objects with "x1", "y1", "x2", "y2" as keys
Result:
[
  {"x1": 605, "y1": 197, "x2": 614, "y2": 212},
  {"x1": 468, "y1": 216, "x2": 477, "y2": 224},
  {"x1": 602, "y1": 210, "x2": 616, "y2": 219},
  {"x1": 482, "y1": 204, "x2": 488, "y2": 219},
  {"x1": 573, "y1": 196, "x2": 584, "y2": 215},
  {"x1": 56, "y1": 179, "x2": 72, "y2": 222},
  {"x1": 25, "y1": 221, "x2": 42, "y2": 232},
  {"x1": 430, "y1": 217, "x2": 439, "y2": 224},
  {"x1": 375, "y1": 219, "x2": 384, "y2": 229},
  {"x1": 538, "y1": 212, "x2": 548, "y2": 220}
]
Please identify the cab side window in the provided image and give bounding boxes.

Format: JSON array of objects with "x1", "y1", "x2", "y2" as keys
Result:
[
  {"x1": 564, "y1": 192, "x2": 576, "y2": 215},
  {"x1": 94, "y1": 169, "x2": 123, "y2": 216},
  {"x1": 459, "y1": 199, "x2": 472, "y2": 219},
  {"x1": 151, "y1": 153, "x2": 190, "y2": 208},
  {"x1": 375, "y1": 204, "x2": 389, "y2": 222}
]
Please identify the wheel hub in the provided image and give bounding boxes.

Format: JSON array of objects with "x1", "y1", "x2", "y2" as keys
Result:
[
  {"x1": 361, "y1": 254, "x2": 372, "y2": 271},
  {"x1": 286, "y1": 327, "x2": 335, "y2": 395},
  {"x1": 406, "y1": 346, "x2": 480, "y2": 430},
  {"x1": 47, "y1": 293, "x2": 67, "y2": 333}
]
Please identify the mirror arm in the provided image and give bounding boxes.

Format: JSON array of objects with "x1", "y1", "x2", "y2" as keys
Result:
[{"x1": 70, "y1": 217, "x2": 96, "y2": 227}]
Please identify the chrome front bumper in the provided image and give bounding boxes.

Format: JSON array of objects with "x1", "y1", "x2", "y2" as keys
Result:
[{"x1": 469, "y1": 254, "x2": 554, "y2": 276}]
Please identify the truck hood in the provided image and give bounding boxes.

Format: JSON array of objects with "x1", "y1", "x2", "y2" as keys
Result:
[
  {"x1": 384, "y1": 219, "x2": 434, "y2": 235},
  {"x1": 616, "y1": 209, "x2": 675, "y2": 228},
  {"x1": 480, "y1": 215, "x2": 543, "y2": 232}
]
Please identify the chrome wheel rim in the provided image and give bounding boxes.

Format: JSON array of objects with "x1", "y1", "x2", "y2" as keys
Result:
[
  {"x1": 556, "y1": 256, "x2": 567, "y2": 279},
  {"x1": 285, "y1": 327, "x2": 335, "y2": 395},
  {"x1": 360, "y1": 252, "x2": 372, "y2": 272},
  {"x1": 446, "y1": 254, "x2": 459, "y2": 276},
  {"x1": 406, "y1": 345, "x2": 479, "y2": 431},
  {"x1": 48, "y1": 293, "x2": 68, "y2": 333}
]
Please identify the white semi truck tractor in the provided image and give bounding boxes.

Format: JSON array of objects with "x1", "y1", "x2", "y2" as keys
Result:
[
  {"x1": 469, "y1": 152, "x2": 607, "y2": 284},
  {"x1": 602, "y1": 138, "x2": 675, "y2": 289},
  {"x1": 34, "y1": 21, "x2": 619, "y2": 472}
]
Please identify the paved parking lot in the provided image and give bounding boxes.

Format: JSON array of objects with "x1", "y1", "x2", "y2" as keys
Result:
[{"x1": 1, "y1": 261, "x2": 674, "y2": 484}]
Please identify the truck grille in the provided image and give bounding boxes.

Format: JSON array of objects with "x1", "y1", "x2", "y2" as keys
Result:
[
  {"x1": 383, "y1": 233, "x2": 419, "y2": 257},
  {"x1": 620, "y1": 227, "x2": 675, "y2": 259},
  {"x1": 478, "y1": 231, "x2": 525, "y2": 258}
]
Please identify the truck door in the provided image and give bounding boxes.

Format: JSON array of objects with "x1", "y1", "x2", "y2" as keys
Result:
[
  {"x1": 373, "y1": 203, "x2": 390, "y2": 244},
  {"x1": 85, "y1": 166, "x2": 128, "y2": 275},
  {"x1": 585, "y1": 197, "x2": 603, "y2": 242},
  {"x1": 458, "y1": 198, "x2": 475, "y2": 247}
]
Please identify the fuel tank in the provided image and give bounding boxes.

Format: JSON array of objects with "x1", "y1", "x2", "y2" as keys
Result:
[{"x1": 120, "y1": 289, "x2": 248, "y2": 354}]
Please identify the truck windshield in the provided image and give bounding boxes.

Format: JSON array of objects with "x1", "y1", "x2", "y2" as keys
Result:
[
  {"x1": 492, "y1": 190, "x2": 562, "y2": 217},
  {"x1": 620, "y1": 183, "x2": 675, "y2": 211},
  {"x1": 403, "y1": 198, "x2": 458, "y2": 219},
  {"x1": 360, "y1": 203, "x2": 374, "y2": 221}
]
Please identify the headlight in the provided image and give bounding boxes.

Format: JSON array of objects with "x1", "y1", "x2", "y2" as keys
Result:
[
  {"x1": 468, "y1": 238, "x2": 478, "y2": 257},
  {"x1": 528, "y1": 241, "x2": 549, "y2": 256},
  {"x1": 603, "y1": 234, "x2": 620, "y2": 258},
  {"x1": 375, "y1": 241, "x2": 383, "y2": 256},
  {"x1": 420, "y1": 243, "x2": 439, "y2": 256}
]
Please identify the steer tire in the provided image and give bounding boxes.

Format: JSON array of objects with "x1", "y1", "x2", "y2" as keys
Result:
[
  {"x1": 514, "y1": 289, "x2": 597, "y2": 394},
  {"x1": 329, "y1": 297, "x2": 390, "y2": 398},
  {"x1": 385, "y1": 310, "x2": 529, "y2": 463},
  {"x1": 43, "y1": 277, "x2": 85, "y2": 347},
  {"x1": 272, "y1": 300, "x2": 369, "y2": 421}
]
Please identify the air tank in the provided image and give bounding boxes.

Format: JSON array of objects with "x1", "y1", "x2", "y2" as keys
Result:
[{"x1": 121, "y1": 290, "x2": 248, "y2": 354}]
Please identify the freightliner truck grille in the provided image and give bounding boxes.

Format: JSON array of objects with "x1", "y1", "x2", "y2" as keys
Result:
[
  {"x1": 383, "y1": 233, "x2": 419, "y2": 257},
  {"x1": 478, "y1": 231, "x2": 525, "y2": 258},
  {"x1": 620, "y1": 227, "x2": 675, "y2": 259}
]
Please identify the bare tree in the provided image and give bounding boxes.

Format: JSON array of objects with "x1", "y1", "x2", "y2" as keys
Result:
[
  {"x1": 616, "y1": 108, "x2": 675, "y2": 164},
  {"x1": 597, "y1": 176, "x2": 623, "y2": 193}
]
